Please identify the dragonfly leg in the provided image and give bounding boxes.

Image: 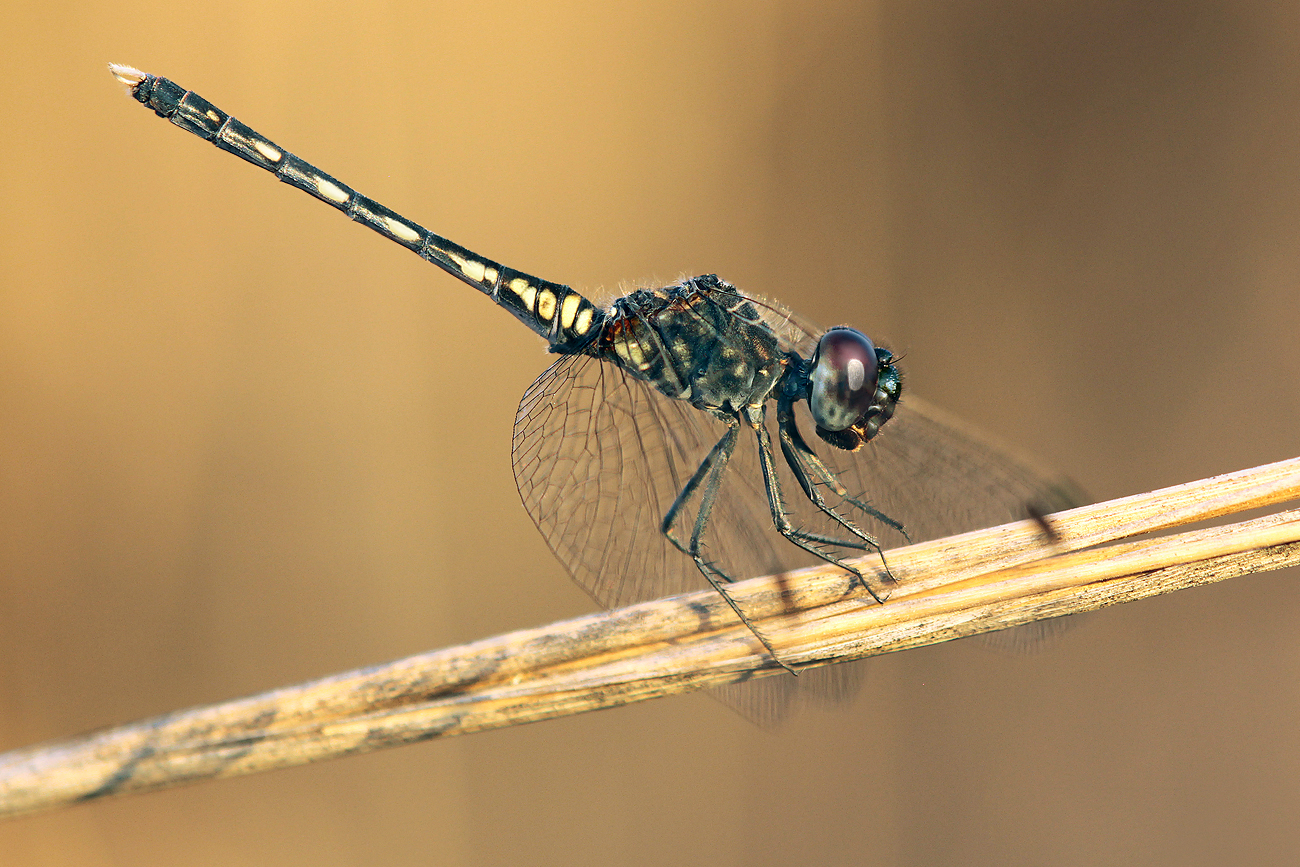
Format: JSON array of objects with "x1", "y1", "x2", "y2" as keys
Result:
[
  {"x1": 661, "y1": 417, "x2": 796, "y2": 674},
  {"x1": 750, "y1": 404, "x2": 894, "y2": 602},
  {"x1": 778, "y1": 398, "x2": 905, "y2": 536}
]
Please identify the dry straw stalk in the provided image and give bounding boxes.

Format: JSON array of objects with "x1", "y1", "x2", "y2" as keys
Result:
[{"x1": 1, "y1": 456, "x2": 1298, "y2": 818}]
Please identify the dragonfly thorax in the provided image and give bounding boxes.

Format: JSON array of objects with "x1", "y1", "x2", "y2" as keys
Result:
[{"x1": 600, "y1": 276, "x2": 790, "y2": 414}]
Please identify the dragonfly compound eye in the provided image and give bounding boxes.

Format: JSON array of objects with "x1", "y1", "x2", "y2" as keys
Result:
[{"x1": 808, "y1": 327, "x2": 880, "y2": 432}]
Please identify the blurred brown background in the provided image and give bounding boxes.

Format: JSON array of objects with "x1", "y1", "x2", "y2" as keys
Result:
[{"x1": 3, "y1": 2, "x2": 1299, "y2": 864}]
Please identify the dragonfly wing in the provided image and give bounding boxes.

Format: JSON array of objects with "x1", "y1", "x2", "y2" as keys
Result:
[
  {"x1": 516, "y1": 351, "x2": 885, "y2": 724},
  {"x1": 512, "y1": 345, "x2": 1082, "y2": 726},
  {"x1": 806, "y1": 394, "x2": 1081, "y2": 547},
  {"x1": 513, "y1": 352, "x2": 792, "y2": 611}
]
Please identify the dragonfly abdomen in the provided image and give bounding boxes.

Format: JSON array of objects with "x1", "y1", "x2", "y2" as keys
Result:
[{"x1": 114, "y1": 66, "x2": 603, "y2": 354}]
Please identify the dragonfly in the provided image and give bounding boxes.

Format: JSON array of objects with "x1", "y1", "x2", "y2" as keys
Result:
[{"x1": 109, "y1": 64, "x2": 1074, "y2": 715}]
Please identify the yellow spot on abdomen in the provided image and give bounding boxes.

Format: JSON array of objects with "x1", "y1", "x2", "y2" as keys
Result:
[
  {"x1": 574, "y1": 307, "x2": 593, "y2": 335},
  {"x1": 509, "y1": 277, "x2": 537, "y2": 309},
  {"x1": 384, "y1": 217, "x2": 420, "y2": 244},
  {"x1": 253, "y1": 141, "x2": 281, "y2": 162},
  {"x1": 448, "y1": 253, "x2": 487, "y2": 283},
  {"x1": 315, "y1": 177, "x2": 349, "y2": 203},
  {"x1": 560, "y1": 294, "x2": 581, "y2": 330},
  {"x1": 536, "y1": 289, "x2": 557, "y2": 321}
]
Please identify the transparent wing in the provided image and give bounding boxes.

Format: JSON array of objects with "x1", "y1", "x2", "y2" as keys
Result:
[
  {"x1": 512, "y1": 342, "x2": 1080, "y2": 725},
  {"x1": 804, "y1": 394, "x2": 1079, "y2": 549},
  {"x1": 709, "y1": 284, "x2": 1079, "y2": 551},
  {"x1": 513, "y1": 352, "x2": 794, "y2": 612},
  {"x1": 701, "y1": 395, "x2": 1080, "y2": 725}
]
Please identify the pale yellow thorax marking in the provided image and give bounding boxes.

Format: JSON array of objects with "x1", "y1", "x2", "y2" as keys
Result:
[{"x1": 613, "y1": 335, "x2": 647, "y2": 369}]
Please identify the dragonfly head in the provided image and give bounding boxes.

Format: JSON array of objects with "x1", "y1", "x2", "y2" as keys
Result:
[{"x1": 806, "y1": 327, "x2": 901, "y2": 452}]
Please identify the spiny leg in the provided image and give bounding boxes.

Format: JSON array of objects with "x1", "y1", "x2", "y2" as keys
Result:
[
  {"x1": 774, "y1": 396, "x2": 910, "y2": 589},
  {"x1": 749, "y1": 404, "x2": 894, "y2": 602},
  {"x1": 777, "y1": 433, "x2": 899, "y2": 595},
  {"x1": 776, "y1": 432, "x2": 886, "y2": 550},
  {"x1": 781, "y1": 414, "x2": 917, "y2": 588},
  {"x1": 661, "y1": 417, "x2": 796, "y2": 674},
  {"x1": 660, "y1": 423, "x2": 732, "y2": 555},
  {"x1": 777, "y1": 397, "x2": 905, "y2": 537}
]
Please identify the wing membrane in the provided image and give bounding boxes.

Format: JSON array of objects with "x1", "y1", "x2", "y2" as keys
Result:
[{"x1": 512, "y1": 291, "x2": 1080, "y2": 724}]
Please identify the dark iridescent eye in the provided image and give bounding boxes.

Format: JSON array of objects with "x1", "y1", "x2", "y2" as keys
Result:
[{"x1": 808, "y1": 327, "x2": 879, "y2": 432}]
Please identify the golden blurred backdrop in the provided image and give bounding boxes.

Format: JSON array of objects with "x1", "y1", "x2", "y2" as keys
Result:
[{"x1": 2, "y1": 2, "x2": 1299, "y2": 865}]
